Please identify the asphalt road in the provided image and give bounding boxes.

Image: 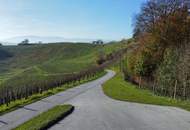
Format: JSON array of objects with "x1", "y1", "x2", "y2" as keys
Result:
[
  {"x1": 0, "y1": 70, "x2": 115, "y2": 130},
  {"x1": 0, "y1": 70, "x2": 190, "y2": 130},
  {"x1": 49, "y1": 70, "x2": 190, "y2": 130}
]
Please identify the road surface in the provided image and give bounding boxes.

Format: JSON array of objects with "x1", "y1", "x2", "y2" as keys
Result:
[
  {"x1": 49, "y1": 70, "x2": 190, "y2": 130},
  {"x1": 0, "y1": 70, "x2": 190, "y2": 130}
]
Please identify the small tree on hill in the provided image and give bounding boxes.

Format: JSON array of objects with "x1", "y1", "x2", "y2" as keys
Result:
[
  {"x1": 96, "y1": 49, "x2": 106, "y2": 65},
  {"x1": 19, "y1": 39, "x2": 29, "y2": 45}
]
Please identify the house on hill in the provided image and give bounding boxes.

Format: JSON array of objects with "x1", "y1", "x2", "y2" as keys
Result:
[{"x1": 92, "y1": 40, "x2": 104, "y2": 44}]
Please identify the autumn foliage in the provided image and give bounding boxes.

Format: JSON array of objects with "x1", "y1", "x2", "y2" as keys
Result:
[{"x1": 125, "y1": 0, "x2": 190, "y2": 99}]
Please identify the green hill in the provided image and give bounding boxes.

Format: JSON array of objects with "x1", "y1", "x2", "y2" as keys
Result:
[{"x1": 0, "y1": 42, "x2": 123, "y2": 86}]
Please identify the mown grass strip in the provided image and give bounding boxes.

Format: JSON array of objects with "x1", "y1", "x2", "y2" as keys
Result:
[
  {"x1": 12, "y1": 104, "x2": 74, "y2": 130},
  {"x1": 103, "y1": 71, "x2": 190, "y2": 111},
  {"x1": 0, "y1": 71, "x2": 106, "y2": 115}
]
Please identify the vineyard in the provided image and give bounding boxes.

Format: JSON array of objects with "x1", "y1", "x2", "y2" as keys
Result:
[{"x1": 0, "y1": 42, "x2": 126, "y2": 107}]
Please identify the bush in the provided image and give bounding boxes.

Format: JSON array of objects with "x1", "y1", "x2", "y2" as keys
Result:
[{"x1": 156, "y1": 48, "x2": 178, "y2": 97}]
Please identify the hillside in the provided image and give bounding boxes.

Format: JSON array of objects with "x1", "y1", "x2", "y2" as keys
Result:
[
  {"x1": 0, "y1": 42, "x2": 123, "y2": 86},
  {"x1": 2, "y1": 36, "x2": 101, "y2": 44}
]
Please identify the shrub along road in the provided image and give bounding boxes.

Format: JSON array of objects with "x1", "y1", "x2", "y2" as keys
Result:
[{"x1": 0, "y1": 70, "x2": 190, "y2": 130}]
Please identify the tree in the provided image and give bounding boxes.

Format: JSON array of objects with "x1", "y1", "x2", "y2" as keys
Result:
[
  {"x1": 133, "y1": 0, "x2": 190, "y2": 65},
  {"x1": 128, "y1": 0, "x2": 190, "y2": 99},
  {"x1": 156, "y1": 48, "x2": 178, "y2": 97},
  {"x1": 133, "y1": 0, "x2": 187, "y2": 39},
  {"x1": 19, "y1": 39, "x2": 30, "y2": 45},
  {"x1": 96, "y1": 49, "x2": 106, "y2": 65}
]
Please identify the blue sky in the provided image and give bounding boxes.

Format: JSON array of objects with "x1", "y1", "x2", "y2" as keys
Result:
[{"x1": 0, "y1": 0, "x2": 145, "y2": 41}]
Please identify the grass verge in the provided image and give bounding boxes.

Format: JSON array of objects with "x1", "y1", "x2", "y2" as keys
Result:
[
  {"x1": 103, "y1": 71, "x2": 190, "y2": 111},
  {"x1": 12, "y1": 104, "x2": 74, "y2": 130},
  {"x1": 0, "y1": 71, "x2": 106, "y2": 115}
]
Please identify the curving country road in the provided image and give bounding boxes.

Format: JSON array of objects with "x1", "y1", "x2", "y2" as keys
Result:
[
  {"x1": 0, "y1": 70, "x2": 190, "y2": 130},
  {"x1": 49, "y1": 70, "x2": 190, "y2": 130}
]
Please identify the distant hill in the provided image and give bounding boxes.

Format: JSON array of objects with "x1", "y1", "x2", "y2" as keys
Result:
[{"x1": 2, "y1": 36, "x2": 104, "y2": 45}]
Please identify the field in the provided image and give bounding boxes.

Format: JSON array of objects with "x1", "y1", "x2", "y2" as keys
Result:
[{"x1": 0, "y1": 42, "x2": 123, "y2": 87}]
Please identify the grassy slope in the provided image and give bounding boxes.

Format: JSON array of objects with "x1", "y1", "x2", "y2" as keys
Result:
[
  {"x1": 13, "y1": 105, "x2": 73, "y2": 130},
  {"x1": 103, "y1": 71, "x2": 190, "y2": 111},
  {"x1": 0, "y1": 43, "x2": 96, "y2": 76},
  {"x1": 1, "y1": 43, "x2": 122, "y2": 73},
  {"x1": 0, "y1": 42, "x2": 122, "y2": 85}
]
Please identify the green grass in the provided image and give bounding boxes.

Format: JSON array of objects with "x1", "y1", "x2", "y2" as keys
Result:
[
  {"x1": 103, "y1": 71, "x2": 190, "y2": 111},
  {"x1": 0, "y1": 71, "x2": 106, "y2": 115},
  {"x1": 12, "y1": 104, "x2": 73, "y2": 130},
  {"x1": 0, "y1": 42, "x2": 124, "y2": 88}
]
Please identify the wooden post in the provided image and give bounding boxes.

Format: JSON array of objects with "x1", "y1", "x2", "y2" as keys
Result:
[
  {"x1": 173, "y1": 80, "x2": 177, "y2": 99},
  {"x1": 139, "y1": 76, "x2": 141, "y2": 88},
  {"x1": 153, "y1": 80, "x2": 155, "y2": 93},
  {"x1": 183, "y1": 81, "x2": 186, "y2": 99}
]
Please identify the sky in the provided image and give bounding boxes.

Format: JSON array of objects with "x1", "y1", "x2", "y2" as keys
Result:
[{"x1": 0, "y1": 0, "x2": 145, "y2": 42}]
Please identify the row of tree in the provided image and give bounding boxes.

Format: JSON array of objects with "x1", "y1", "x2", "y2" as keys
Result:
[{"x1": 124, "y1": 0, "x2": 190, "y2": 99}]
